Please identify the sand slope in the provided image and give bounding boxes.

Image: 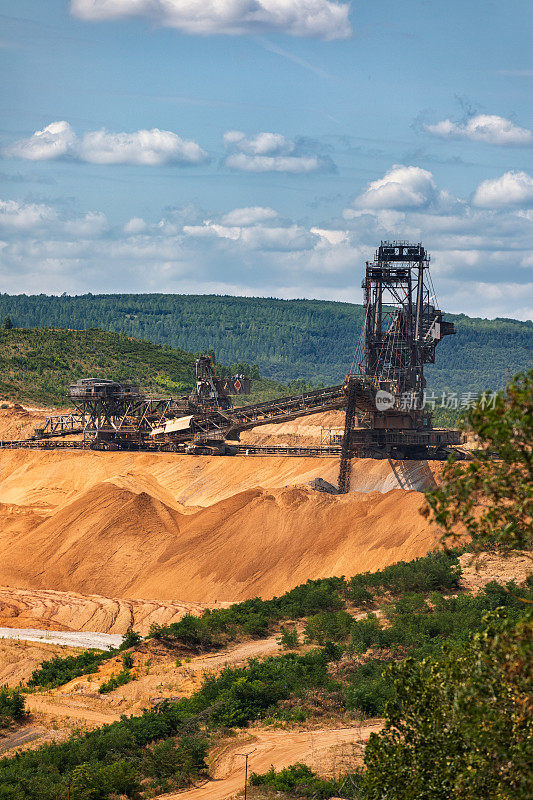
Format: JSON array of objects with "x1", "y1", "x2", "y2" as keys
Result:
[
  {"x1": 0, "y1": 585, "x2": 217, "y2": 635},
  {"x1": 0, "y1": 451, "x2": 438, "y2": 602}
]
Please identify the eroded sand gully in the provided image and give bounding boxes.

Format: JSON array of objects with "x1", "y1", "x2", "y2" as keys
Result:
[{"x1": 0, "y1": 446, "x2": 443, "y2": 631}]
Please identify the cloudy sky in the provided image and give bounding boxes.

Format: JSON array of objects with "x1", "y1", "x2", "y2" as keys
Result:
[{"x1": 1, "y1": 0, "x2": 532, "y2": 320}]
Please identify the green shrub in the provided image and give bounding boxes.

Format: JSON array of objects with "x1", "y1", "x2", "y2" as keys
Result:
[
  {"x1": 250, "y1": 763, "x2": 361, "y2": 798},
  {"x1": 344, "y1": 661, "x2": 394, "y2": 716},
  {"x1": 346, "y1": 550, "x2": 462, "y2": 598},
  {"x1": 0, "y1": 686, "x2": 25, "y2": 727},
  {"x1": 278, "y1": 627, "x2": 299, "y2": 649},
  {"x1": 122, "y1": 652, "x2": 134, "y2": 669},
  {"x1": 361, "y1": 609, "x2": 533, "y2": 800},
  {"x1": 0, "y1": 702, "x2": 206, "y2": 800},
  {"x1": 142, "y1": 735, "x2": 208, "y2": 792},
  {"x1": 120, "y1": 630, "x2": 142, "y2": 650},
  {"x1": 28, "y1": 650, "x2": 110, "y2": 689},
  {"x1": 304, "y1": 610, "x2": 353, "y2": 645},
  {"x1": 98, "y1": 669, "x2": 135, "y2": 694}
]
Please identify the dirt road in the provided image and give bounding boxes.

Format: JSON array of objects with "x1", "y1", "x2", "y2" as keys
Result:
[
  {"x1": 25, "y1": 695, "x2": 121, "y2": 724},
  {"x1": 157, "y1": 723, "x2": 383, "y2": 800}
]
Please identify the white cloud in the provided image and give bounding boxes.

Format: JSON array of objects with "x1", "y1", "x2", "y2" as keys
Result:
[
  {"x1": 4, "y1": 122, "x2": 208, "y2": 166},
  {"x1": 220, "y1": 207, "x2": 278, "y2": 226},
  {"x1": 63, "y1": 212, "x2": 108, "y2": 237},
  {"x1": 225, "y1": 153, "x2": 323, "y2": 173},
  {"x1": 1, "y1": 183, "x2": 532, "y2": 319},
  {"x1": 222, "y1": 131, "x2": 294, "y2": 156},
  {"x1": 183, "y1": 218, "x2": 314, "y2": 250},
  {"x1": 473, "y1": 170, "x2": 533, "y2": 207},
  {"x1": 70, "y1": 0, "x2": 352, "y2": 40},
  {"x1": 78, "y1": 128, "x2": 207, "y2": 165},
  {"x1": 425, "y1": 114, "x2": 533, "y2": 146},
  {"x1": 352, "y1": 165, "x2": 438, "y2": 210},
  {"x1": 310, "y1": 227, "x2": 349, "y2": 245},
  {"x1": 124, "y1": 217, "x2": 148, "y2": 234},
  {"x1": 0, "y1": 199, "x2": 58, "y2": 230},
  {"x1": 222, "y1": 129, "x2": 332, "y2": 173},
  {"x1": 4, "y1": 121, "x2": 77, "y2": 161}
]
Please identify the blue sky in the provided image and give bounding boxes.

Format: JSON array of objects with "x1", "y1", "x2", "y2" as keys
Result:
[{"x1": 0, "y1": 0, "x2": 532, "y2": 319}]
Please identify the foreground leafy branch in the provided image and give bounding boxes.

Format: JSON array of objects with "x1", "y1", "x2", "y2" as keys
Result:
[{"x1": 426, "y1": 369, "x2": 533, "y2": 555}]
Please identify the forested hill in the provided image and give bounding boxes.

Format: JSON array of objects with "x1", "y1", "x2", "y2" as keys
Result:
[
  {"x1": 0, "y1": 294, "x2": 531, "y2": 394},
  {"x1": 0, "y1": 327, "x2": 297, "y2": 406}
]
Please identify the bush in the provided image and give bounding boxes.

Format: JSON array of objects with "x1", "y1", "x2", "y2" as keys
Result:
[
  {"x1": 278, "y1": 627, "x2": 299, "y2": 649},
  {"x1": 0, "y1": 686, "x2": 25, "y2": 727},
  {"x1": 99, "y1": 669, "x2": 135, "y2": 694},
  {"x1": 28, "y1": 650, "x2": 110, "y2": 689},
  {"x1": 303, "y1": 582, "x2": 533, "y2": 718},
  {"x1": 346, "y1": 550, "x2": 462, "y2": 598},
  {"x1": 0, "y1": 702, "x2": 205, "y2": 799},
  {"x1": 120, "y1": 630, "x2": 142, "y2": 650},
  {"x1": 184, "y1": 647, "x2": 340, "y2": 728},
  {"x1": 122, "y1": 652, "x2": 134, "y2": 669},
  {"x1": 143, "y1": 735, "x2": 208, "y2": 792},
  {"x1": 344, "y1": 662, "x2": 394, "y2": 717},
  {"x1": 250, "y1": 763, "x2": 361, "y2": 798},
  {"x1": 361, "y1": 609, "x2": 533, "y2": 800},
  {"x1": 304, "y1": 611, "x2": 353, "y2": 645}
]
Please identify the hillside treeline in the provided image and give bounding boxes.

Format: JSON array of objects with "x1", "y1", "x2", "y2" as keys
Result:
[{"x1": 0, "y1": 294, "x2": 531, "y2": 393}]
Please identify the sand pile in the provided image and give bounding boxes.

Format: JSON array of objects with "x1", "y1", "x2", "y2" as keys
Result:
[
  {"x1": 240, "y1": 409, "x2": 345, "y2": 446},
  {"x1": 0, "y1": 452, "x2": 439, "y2": 602},
  {"x1": 0, "y1": 403, "x2": 47, "y2": 441},
  {"x1": 0, "y1": 450, "x2": 440, "y2": 512}
]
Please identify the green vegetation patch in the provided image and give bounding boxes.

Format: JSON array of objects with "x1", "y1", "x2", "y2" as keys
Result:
[
  {"x1": 150, "y1": 550, "x2": 462, "y2": 650},
  {"x1": 0, "y1": 686, "x2": 25, "y2": 729},
  {"x1": 28, "y1": 630, "x2": 141, "y2": 689},
  {"x1": 250, "y1": 762, "x2": 361, "y2": 798},
  {"x1": 304, "y1": 579, "x2": 532, "y2": 717},
  {"x1": 0, "y1": 702, "x2": 207, "y2": 800}
]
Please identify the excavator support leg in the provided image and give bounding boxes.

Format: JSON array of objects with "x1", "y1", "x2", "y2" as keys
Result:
[{"x1": 338, "y1": 379, "x2": 358, "y2": 493}]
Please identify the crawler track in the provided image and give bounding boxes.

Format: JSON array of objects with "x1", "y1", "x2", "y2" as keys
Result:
[{"x1": 0, "y1": 438, "x2": 341, "y2": 457}]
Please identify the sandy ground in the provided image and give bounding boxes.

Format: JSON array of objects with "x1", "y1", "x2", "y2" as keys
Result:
[
  {"x1": 240, "y1": 409, "x2": 345, "y2": 446},
  {"x1": 459, "y1": 551, "x2": 532, "y2": 592},
  {"x1": 0, "y1": 402, "x2": 51, "y2": 441},
  {"x1": 0, "y1": 585, "x2": 227, "y2": 634}
]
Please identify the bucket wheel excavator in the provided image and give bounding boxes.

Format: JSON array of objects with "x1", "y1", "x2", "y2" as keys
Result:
[{"x1": 33, "y1": 241, "x2": 460, "y2": 483}]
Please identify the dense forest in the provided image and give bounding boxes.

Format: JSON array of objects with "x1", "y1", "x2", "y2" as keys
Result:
[{"x1": 0, "y1": 294, "x2": 531, "y2": 395}]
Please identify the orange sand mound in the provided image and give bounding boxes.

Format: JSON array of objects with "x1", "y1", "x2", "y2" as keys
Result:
[
  {"x1": 240, "y1": 409, "x2": 345, "y2": 446},
  {"x1": 0, "y1": 452, "x2": 439, "y2": 602},
  {"x1": 0, "y1": 450, "x2": 440, "y2": 512},
  {"x1": 0, "y1": 401, "x2": 64, "y2": 441}
]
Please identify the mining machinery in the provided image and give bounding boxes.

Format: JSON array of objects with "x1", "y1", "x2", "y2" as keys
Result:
[
  {"x1": 31, "y1": 241, "x2": 460, "y2": 472},
  {"x1": 337, "y1": 241, "x2": 460, "y2": 490},
  {"x1": 54, "y1": 356, "x2": 253, "y2": 452}
]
